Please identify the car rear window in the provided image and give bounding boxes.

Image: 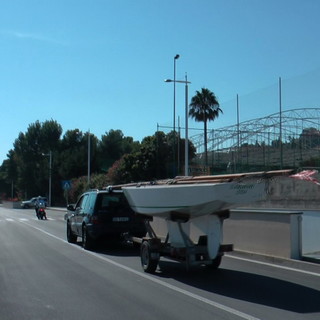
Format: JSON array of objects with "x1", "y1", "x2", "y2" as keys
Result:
[{"x1": 95, "y1": 193, "x2": 131, "y2": 214}]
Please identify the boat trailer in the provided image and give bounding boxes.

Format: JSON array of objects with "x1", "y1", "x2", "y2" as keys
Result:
[{"x1": 132, "y1": 209, "x2": 233, "y2": 273}]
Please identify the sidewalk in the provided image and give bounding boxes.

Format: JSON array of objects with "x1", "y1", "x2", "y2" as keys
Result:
[{"x1": 302, "y1": 252, "x2": 320, "y2": 264}]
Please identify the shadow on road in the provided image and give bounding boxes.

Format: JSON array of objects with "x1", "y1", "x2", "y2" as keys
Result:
[
  {"x1": 74, "y1": 239, "x2": 140, "y2": 257},
  {"x1": 156, "y1": 260, "x2": 320, "y2": 314},
  {"x1": 71, "y1": 239, "x2": 319, "y2": 314}
]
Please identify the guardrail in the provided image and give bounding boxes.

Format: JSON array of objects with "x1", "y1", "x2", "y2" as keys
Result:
[
  {"x1": 150, "y1": 208, "x2": 319, "y2": 261},
  {"x1": 224, "y1": 209, "x2": 303, "y2": 259},
  {"x1": 301, "y1": 210, "x2": 320, "y2": 256}
]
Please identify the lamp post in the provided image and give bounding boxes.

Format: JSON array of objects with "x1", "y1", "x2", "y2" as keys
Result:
[
  {"x1": 165, "y1": 75, "x2": 191, "y2": 176},
  {"x1": 49, "y1": 150, "x2": 52, "y2": 207},
  {"x1": 87, "y1": 130, "x2": 91, "y2": 186},
  {"x1": 172, "y1": 54, "x2": 180, "y2": 176},
  {"x1": 173, "y1": 54, "x2": 179, "y2": 134},
  {"x1": 279, "y1": 77, "x2": 283, "y2": 169}
]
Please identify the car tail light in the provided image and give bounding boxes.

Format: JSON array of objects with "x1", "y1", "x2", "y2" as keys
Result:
[{"x1": 91, "y1": 216, "x2": 101, "y2": 225}]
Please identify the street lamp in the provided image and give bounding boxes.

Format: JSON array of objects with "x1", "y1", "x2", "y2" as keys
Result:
[
  {"x1": 173, "y1": 55, "x2": 180, "y2": 136},
  {"x1": 171, "y1": 54, "x2": 180, "y2": 176},
  {"x1": 165, "y1": 75, "x2": 191, "y2": 176},
  {"x1": 87, "y1": 130, "x2": 91, "y2": 186}
]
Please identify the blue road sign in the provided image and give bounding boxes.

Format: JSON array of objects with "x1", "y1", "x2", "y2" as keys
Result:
[{"x1": 62, "y1": 180, "x2": 71, "y2": 190}]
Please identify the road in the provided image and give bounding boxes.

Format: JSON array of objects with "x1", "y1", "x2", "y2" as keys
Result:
[{"x1": 1, "y1": 206, "x2": 319, "y2": 320}]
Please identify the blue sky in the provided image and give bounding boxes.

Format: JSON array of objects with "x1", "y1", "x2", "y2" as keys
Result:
[{"x1": 1, "y1": 0, "x2": 320, "y2": 163}]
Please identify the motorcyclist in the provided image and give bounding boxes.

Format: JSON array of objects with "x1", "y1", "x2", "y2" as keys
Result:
[{"x1": 35, "y1": 196, "x2": 47, "y2": 219}]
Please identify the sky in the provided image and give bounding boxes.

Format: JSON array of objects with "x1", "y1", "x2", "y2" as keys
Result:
[{"x1": 1, "y1": 0, "x2": 320, "y2": 164}]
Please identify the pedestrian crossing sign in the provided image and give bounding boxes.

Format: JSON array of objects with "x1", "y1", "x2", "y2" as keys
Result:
[{"x1": 62, "y1": 180, "x2": 71, "y2": 190}]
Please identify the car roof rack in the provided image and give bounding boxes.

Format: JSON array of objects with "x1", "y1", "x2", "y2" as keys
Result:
[{"x1": 102, "y1": 186, "x2": 123, "y2": 193}]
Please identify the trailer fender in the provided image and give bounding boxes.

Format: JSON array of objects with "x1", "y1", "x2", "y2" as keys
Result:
[{"x1": 207, "y1": 215, "x2": 222, "y2": 259}]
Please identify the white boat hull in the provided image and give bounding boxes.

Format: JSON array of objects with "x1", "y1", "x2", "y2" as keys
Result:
[{"x1": 123, "y1": 180, "x2": 266, "y2": 219}]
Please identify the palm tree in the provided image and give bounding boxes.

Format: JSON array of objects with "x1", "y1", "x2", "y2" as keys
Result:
[{"x1": 189, "y1": 88, "x2": 222, "y2": 166}]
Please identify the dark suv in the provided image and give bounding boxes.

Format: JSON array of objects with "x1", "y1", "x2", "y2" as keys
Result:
[{"x1": 66, "y1": 189, "x2": 146, "y2": 249}]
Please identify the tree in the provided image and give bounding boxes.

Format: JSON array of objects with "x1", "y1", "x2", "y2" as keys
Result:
[
  {"x1": 106, "y1": 131, "x2": 196, "y2": 184},
  {"x1": 0, "y1": 120, "x2": 198, "y2": 201},
  {"x1": 106, "y1": 132, "x2": 170, "y2": 184},
  {"x1": 97, "y1": 129, "x2": 139, "y2": 172},
  {"x1": 189, "y1": 88, "x2": 222, "y2": 166},
  {"x1": 300, "y1": 127, "x2": 320, "y2": 148},
  {"x1": 13, "y1": 120, "x2": 62, "y2": 198},
  {"x1": 58, "y1": 129, "x2": 98, "y2": 180},
  {"x1": 0, "y1": 150, "x2": 18, "y2": 198}
]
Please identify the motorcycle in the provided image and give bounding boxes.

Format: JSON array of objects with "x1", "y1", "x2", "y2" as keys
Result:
[{"x1": 37, "y1": 207, "x2": 47, "y2": 220}]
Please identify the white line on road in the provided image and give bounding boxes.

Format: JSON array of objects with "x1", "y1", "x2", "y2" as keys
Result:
[
  {"x1": 17, "y1": 220, "x2": 320, "y2": 317},
  {"x1": 226, "y1": 254, "x2": 320, "y2": 277},
  {"x1": 85, "y1": 251, "x2": 261, "y2": 320},
  {"x1": 4, "y1": 218, "x2": 320, "y2": 278},
  {"x1": 19, "y1": 220, "x2": 260, "y2": 320},
  {"x1": 0, "y1": 218, "x2": 56, "y2": 223}
]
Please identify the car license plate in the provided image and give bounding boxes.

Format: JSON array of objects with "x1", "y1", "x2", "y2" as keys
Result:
[{"x1": 112, "y1": 217, "x2": 129, "y2": 222}]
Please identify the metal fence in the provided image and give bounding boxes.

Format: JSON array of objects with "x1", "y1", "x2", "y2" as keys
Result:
[{"x1": 158, "y1": 108, "x2": 320, "y2": 174}]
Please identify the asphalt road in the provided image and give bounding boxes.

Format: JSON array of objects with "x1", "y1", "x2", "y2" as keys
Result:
[{"x1": 1, "y1": 206, "x2": 319, "y2": 320}]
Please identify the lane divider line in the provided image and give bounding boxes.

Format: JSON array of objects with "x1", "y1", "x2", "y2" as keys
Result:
[
  {"x1": 225, "y1": 254, "x2": 320, "y2": 277},
  {"x1": 18, "y1": 220, "x2": 261, "y2": 320}
]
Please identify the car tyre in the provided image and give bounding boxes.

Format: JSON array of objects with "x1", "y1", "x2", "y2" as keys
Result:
[
  {"x1": 82, "y1": 225, "x2": 95, "y2": 250},
  {"x1": 67, "y1": 223, "x2": 77, "y2": 243}
]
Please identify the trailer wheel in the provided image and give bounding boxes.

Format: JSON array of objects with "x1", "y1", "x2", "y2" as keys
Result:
[
  {"x1": 141, "y1": 241, "x2": 158, "y2": 273},
  {"x1": 207, "y1": 255, "x2": 222, "y2": 269}
]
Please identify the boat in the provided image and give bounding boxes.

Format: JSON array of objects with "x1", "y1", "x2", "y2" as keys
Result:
[
  {"x1": 122, "y1": 169, "x2": 293, "y2": 219},
  {"x1": 123, "y1": 181, "x2": 264, "y2": 219},
  {"x1": 120, "y1": 170, "x2": 294, "y2": 272}
]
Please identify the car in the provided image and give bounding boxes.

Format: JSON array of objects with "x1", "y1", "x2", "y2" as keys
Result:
[
  {"x1": 21, "y1": 196, "x2": 47, "y2": 209},
  {"x1": 65, "y1": 188, "x2": 147, "y2": 249}
]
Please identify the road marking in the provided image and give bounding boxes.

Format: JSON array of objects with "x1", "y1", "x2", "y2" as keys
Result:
[
  {"x1": 19, "y1": 221, "x2": 260, "y2": 320},
  {"x1": 226, "y1": 254, "x2": 320, "y2": 277},
  {"x1": 17, "y1": 221, "x2": 320, "y2": 318},
  {"x1": 82, "y1": 250, "x2": 261, "y2": 320},
  {"x1": 0, "y1": 218, "x2": 56, "y2": 223}
]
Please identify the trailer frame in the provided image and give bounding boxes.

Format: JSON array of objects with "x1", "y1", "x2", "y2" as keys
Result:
[{"x1": 132, "y1": 209, "x2": 233, "y2": 273}]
